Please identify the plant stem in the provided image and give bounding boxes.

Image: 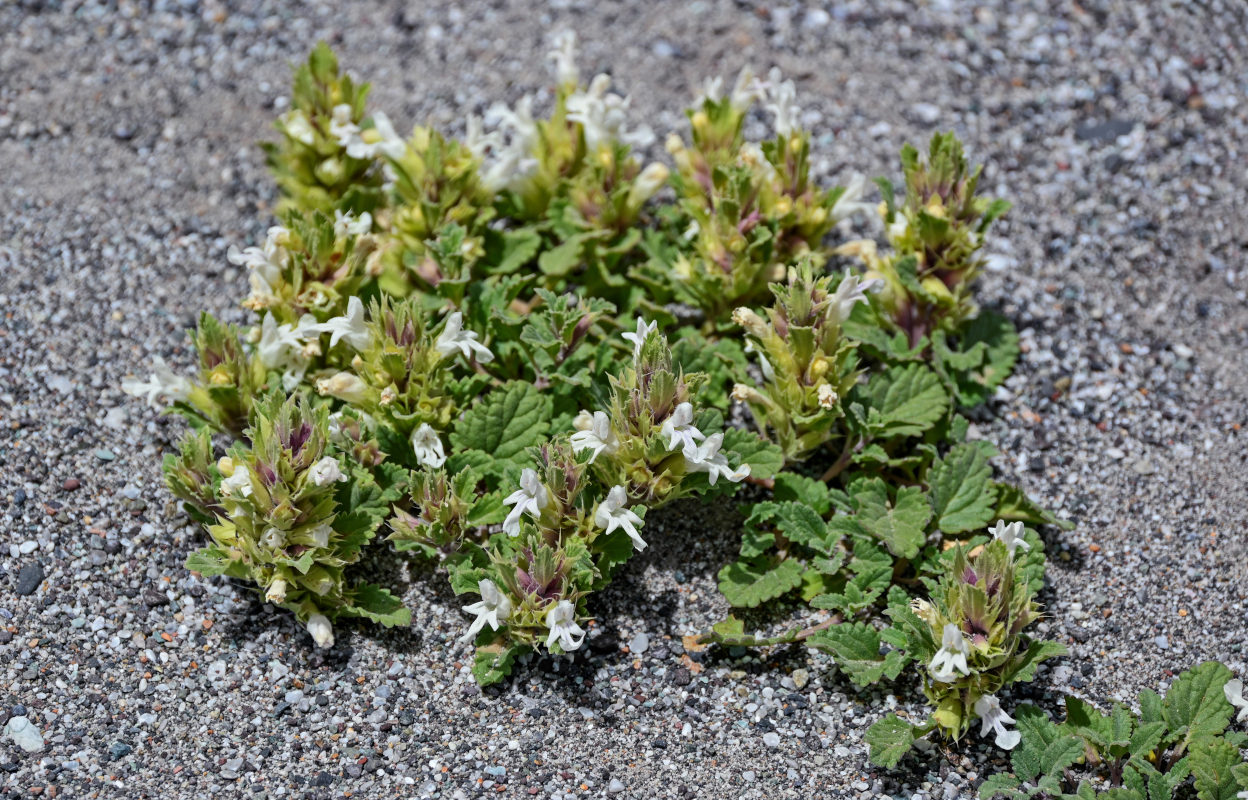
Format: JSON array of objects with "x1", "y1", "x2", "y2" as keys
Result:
[
  {"x1": 821, "y1": 437, "x2": 859, "y2": 483},
  {"x1": 695, "y1": 614, "x2": 842, "y2": 648}
]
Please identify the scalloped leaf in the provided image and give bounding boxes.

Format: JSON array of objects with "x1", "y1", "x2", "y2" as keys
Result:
[
  {"x1": 928, "y1": 442, "x2": 996, "y2": 534},
  {"x1": 450, "y1": 381, "x2": 552, "y2": 462}
]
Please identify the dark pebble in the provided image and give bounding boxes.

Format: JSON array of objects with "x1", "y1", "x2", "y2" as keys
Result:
[
  {"x1": 671, "y1": 667, "x2": 692, "y2": 686},
  {"x1": 13, "y1": 489, "x2": 26, "y2": 506},
  {"x1": 1074, "y1": 118, "x2": 1135, "y2": 143},
  {"x1": 313, "y1": 771, "x2": 334, "y2": 787},
  {"x1": 0, "y1": 631, "x2": 12, "y2": 644},
  {"x1": 143, "y1": 588, "x2": 170, "y2": 607},
  {"x1": 109, "y1": 741, "x2": 133, "y2": 761},
  {"x1": 11, "y1": 705, "x2": 26, "y2": 717},
  {"x1": 272, "y1": 701, "x2": 291, "y2": 718},
  {"x1": 15, "y1": 563, "x2": 44, "y2": 596}
]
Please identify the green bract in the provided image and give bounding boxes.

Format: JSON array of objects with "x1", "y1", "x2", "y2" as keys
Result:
[{"x1": 123, "y1": 44, "x2": 1234, "y2": 796}]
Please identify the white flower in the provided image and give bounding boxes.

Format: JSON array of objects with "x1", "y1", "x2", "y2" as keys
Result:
[
  {"x1": 621, "y1": 316, "x2": 658, "y2": 358},
  {"x1": 817, "y1": 383, "x2": 839, "y2": 410},
  {"x1": 121, "y1": 356, "x2": 192, "y2": 408},
  {"x1": 219, "y1": 462, "x2": 253, "y2": 498},
  {"x1": 227, "y1": 225, "x2": 286, "y2": 291},
  {"x1": 316, "y1": 371, "x2": 369, "y2": 404},
  {"x1": 333, "y1": 209, "x2": 372, "y2": 237},
  {"x1": 307, "y1": 523, "x2": 331, "y2": 549},
  {"x1": 762, "y1": 67, "x2": 801, "y2": 138},
  {"x1": 1224, "y1": 678, "x2": 1248, "y2": 723},
  {"x1": 309, "y1": 456, "x2": 347, "y2": 487},
  {"x1": 257, "y1": 313, "x2": 307, "y2": 370},
  {"x1": 988, "y1": 520, "x2": 1030, "y2": 557},
  {"x1": 260, "y1": 527, "x2": 285, "y2": 550},
  {"x1": 317, "y1": 296, "x2": 372, "y2": 351},
  {"x1": 974, "y1": 694, "x2": 1020, "y2": 750},
  {"x1": 572, "y1": 409, "x2": 595, "y2": 431},
  {"x1": 569, "y1": 411, "x2": 618, "y2": 463},
  {"x1": 738, "y1": 142, "x2": 779, "y2": 183},
  {"x1": 502, "y1": 468, "x2": 549, "y2": 537},
  {"x1": 281, "y1": 109, "x2": 316, "y2": 145},
  {"x1": 830, "y1": 270, "x2": 884, "y2": 325},
  {"x1": 595, "y1": 486, "x2": 646, "y2": 551},
  {"x1": 930, "y1": 624, "x2": 971, "y2": 683},
  {"x1": 660, "y1": 402, "x2": 705, "y2": 453},
  {"x1": 547, "y1": 30, "x2": 579, "y2": 87},
  {"x1": 306, "y1": 614, "x2": 334, "y2": 649},
  {"x1": 628, "y1": 162, "x2": 670, "y2": 209},
  {"x1": 831, "y1": 173, "x2": 877, "y2": 221},
  {"x1": 344, "y1": 111, "x2": 406, "y2": 161},
  {"x1": 435, "y1": 311, "x2": 494, "y2": 363},
  {"x1": 697, "y1": 75, "x2": 724, "y2": 105},
  {"x1": 459, "y1": 579, "x2": 513, "y2": 644},
  {"x1": 479, "y1": 97, "x2": 540, "y2": 192},
  {"x1": 683, "y1": 432, "x2": 750, "y2": 485},
  {"x1": 566, "y1": 74, "x2": 654, "y2": 151},
  {"x1": 730, "y1": 66, "x2": 764, "y2": 111},
  {"x1": 265, "y1": 578, "x2": 287, "y2": 604},
  {"x1": 330, "y1": 104, "x2": 360, "y2": 148},
  {"x1": 544, "y1": 600, "x2": 586, "y2": 653},
  {"x1": 410, "y1": 423, "x2": 447, "y2": 468}
]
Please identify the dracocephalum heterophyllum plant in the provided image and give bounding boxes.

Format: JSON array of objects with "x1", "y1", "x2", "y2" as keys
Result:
[
  {"x1": 124, "y1": 46, "x2": 1248, "y2": 800},
  {"x1": 167, "y1": 395, "x2": 410, "y2": 648}
]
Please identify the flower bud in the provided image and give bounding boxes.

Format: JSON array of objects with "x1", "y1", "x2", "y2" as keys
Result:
[
  {"x1": 316, "y1": 372, "x2": 369, "y2": 404},
  {"x1": 306, "y1": 613, "x2": 334, "y2": 648},
  {"x1": 628, "y1": 163, "x2": 669, "y2": 209},
  {"x1": 260, "y1": 527, "x2": 285, "y2": 550},
  {"x1": 816, "y1": 383, "x2": 838, "y2": 410},
  {"x1": 731, "y1": 307, "x2": 769, "y2": 339},
  {"x1": 379, "y1": 385, "x2": 398, "y2": 406}
]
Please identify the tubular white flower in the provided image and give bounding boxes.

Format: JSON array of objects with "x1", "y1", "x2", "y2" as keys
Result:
[
  {"x1": 317, "y1": 296, "x2": 371, "y2": 351},
  {"x1": 569, "y1": 411, "x2": 619, "y2": 463},
  {"x1": 974, "y1": 694, "x2": 1021, "y2": 750},
  {"x1": 762, "y1": 67, "x2": 801, "y2": 138},
  {"x1": 330, "y1": 104, "x2": 360, "y2": 148},
  {"x1": 544, "y1": 600, "x2": 586, "y2": 652},
  {"x1": 988, "y1": 520, "x2": 1030, "y2": 557},
  {"x1": 344, "y1": 111, "x2": 406, "y2": 162},
  {"x1": 829, "y1": 271, "x2": 883, "y2": 325},
  {"x1": 594, "y1": 486, "x2": 646, "y2": 551},
  {"x1": 830, "y1": 173, "x2": 877, "y2": 222},
  {"x1": 333, "y1": 209, "x2": 372, "y2": 238},
  {"x1": 121, "y1": 356, "x2": 193, "y2": 408},
  {"x1": 502, "y1": 468, "x2": 549, "y2": 537},
  {"x1": 817, "y1": 383, "x2": 838, "y2": 410},
  {"x1": 316, "y1": 371, "x2": 369, "y2": 404},
  {"x1": 280, "y1": 109, "x2": 316, "y2": 145},
  {"x1": 547, "y1": 30, "x2": 579, "y2": 87},
  {"x1": 459, "y1": 579, "x2": 513, "y2": 644},
  {"x1": 566, "y1": 74, "x2": 654, "y2": 151},
  {"x1": 621, "y1": 317, "x2": 658, "y2": 358},
  {"x1": 435, "y1": 311, "x2": 494, "y2": 363},
  {"x1": 257, "y1": 313, "x2": 309, "y2": 370},
  {"x1": 1225, "y1": 679, "x2": 1248, "y2": 723},
  {"x1": 410, "y1": 423, "x2": 447, "y2": 468},
  {"x1": 730, "y1": 66, "x2": 764, "y2": 111},
  {"x1": 309, "y1": 456, "x2": 347, "y2": 487},
  {"x1": 628, "y1": 162, "x2": 670, "y2": 209},
  {"x1": 659, "y1": 402, "x2": 705, "y2": 453},
  {"x1": 227, "y1": 226, "x2": 286, "y2": 290},
  {"x1": 683, "y1": 432, "x2": 750, "y2": 485},
  {"x1": 306, "y1": 614, "x2": 335, "y2": 649},
  {"x1": 307, "y1": 523, "x2": 332, "y2": 549},
  {"x1": 260, "y1": 527, "x2": 285, "y2": 550},
  {"x1": 697, "y1": 75, "x2": 724, "y2": 105},
  {"x1": 219, "y1": 462, "x2": 253, "y2": 498},
  {"x1": 929, "y1": 623, "x2": 971, "y2": 683},
  {"x1": 265, "y1": 578, "x2": 287, "y2": 604}
]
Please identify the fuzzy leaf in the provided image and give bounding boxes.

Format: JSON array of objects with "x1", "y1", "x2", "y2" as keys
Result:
[
  {"x1": 850, "y1": 363, "x2": 949, "y2": 439},
  {"x1": 472, "y1": 642, "x2": 528, "y2": 686},
  {"x1": 850, "y1": 479, "x2": 932, "y2": 558},
  {"x1": 809, "y1": 622, "x2": 909, "y2": 686},
  {"x1": 185, "y1": 547, "x2": 230, "y2": 576},
  {"x1": 347, "y1": 583, "x2": 411, "y2": 626},
  {"x1": 1191, "y1": 738, "x2": 1242, "y2": 800},
  {"x1": 717, "y1": 557, "x2": 804, "y2": 608},
  {"x1": 1163, "y1": 661, "x2": 1233, "y2": 748},
  {"x1": 772, "y1": 472, "x2": 833, "y2": 516},
  {"x1": 450, "y1": 381, "x2": 552, "y2": 462},
  {"x1": 977, "y1": 774, "x2": 1025, "y2": 800},
  {"x1": 866, "y1": 715, "x2": 917, "y2": 768},
  {"x1": 1012, "y1": 705, "x2": 1086, "y2": 783},
  {"x1": 1000, "y1": 638, "x2": 1067, "y2": 685},
  {"x1": 928, "y1": 442, "x2": 997, "y2": 534},
  {"x1": 995, "y1": 482, "x2": 1074, "y2": 530},
  {"x1": 722, "y1": 427, "x2": 784, "y2": 479}
]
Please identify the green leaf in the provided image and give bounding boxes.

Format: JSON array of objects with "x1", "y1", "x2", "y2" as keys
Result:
[
  {"x1": 483, "y1": 227, "x2": 542, "y2": 274},
  {"x1": 850, "y1": 363, "x2": 949, "y2": 439},
  {"x1": 347, "y1": 583, "x2": 411, "y2": 627},
  {"x1": 1191, "y1": 738, "x2": 1242, "y2": 800},
  {"x1": 185, "y1": 547, "x2": 230, "y2": 576},
  {"x1": 1011, "y1": 705, "x2": 1086, "y2": 783},
  {"x1": 849, "y1": 479, "x2": 932, "y2": 558},
  {"x1": 809, "y1": 622, "x2": 909, "y2": 686},
  {"x1": 977, "y1": 773, "x2": 1025, "y2": 800},
  {"x1": 866, "y1": 715, "x2": 917, "y2": 768},
  {"x1": 450, "y1": 381, "x2": 552, "y2": 461},
  {"x1": 928, "y1": 442, "x2": 997, "y2": 534},
  {"x1": 995, "y1": 482, "x2": 1074, "y2": 530},
  {"x1": 772, "y1": 472, "x2": 832, "y2": 516},
  {"x1": 716, "y1": 557, "x2": 804, "y2": 608},
  {"x1": 1000, "y1": 638, "x2": 1067, "y2": 685},
  {"x1": 538, "y1": 233, "x2": 594, "y2": 277},
  {"x1": 1163, "y1": 661, "x2": 1234, "y2": 748},
  {"x1": 722, "y1": 427, "x2": 784, "y2": 480},
  {"x1": 472, "y1": 642, "x2": 529, "y2": 686}
]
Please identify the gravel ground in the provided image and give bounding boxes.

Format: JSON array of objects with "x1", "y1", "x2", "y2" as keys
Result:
[{"x1": 2, "y1": 1, "x2": 1247, "y2": 797}]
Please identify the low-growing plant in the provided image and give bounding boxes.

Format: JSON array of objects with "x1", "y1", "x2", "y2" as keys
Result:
[{"x1": 121, "y1": 36, "x2": 1243, "y2": 788}]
